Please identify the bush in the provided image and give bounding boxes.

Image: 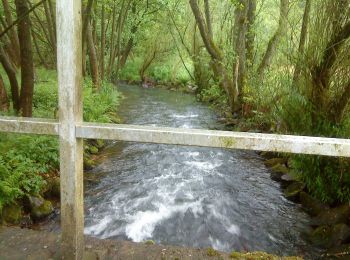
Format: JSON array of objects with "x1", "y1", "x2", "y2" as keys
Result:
[{"x1": 0, "y1": 134, "x2": 58, "y2": 210}]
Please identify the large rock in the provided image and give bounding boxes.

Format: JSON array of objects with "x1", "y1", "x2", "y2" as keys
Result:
[
  {"x1": 312, "y1": 204, "x2": 350, "y2": 226},
  {"x1": 284, "y1": 182, "x2": 305, "y2": 202},
  {"x1": 28, "y1": 195, "x2": 54, "y2": 221},
  {"x1": 270, "y1": 164, "x2": 289, "y2": 183},
  {"x1": 299, "y1": 191, "x2": 329, "y2": 217},
  {"x1": 307, "y1": 224, "x2": 350, "y2": 248},
  {"x1": 44, "y1": 177, "x2": 60, "y2": 199},
  {"x1": 2, "y1": 204, "x2": 22, "y2": 224}
]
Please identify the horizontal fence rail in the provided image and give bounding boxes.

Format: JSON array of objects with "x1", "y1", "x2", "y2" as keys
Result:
[
  {"x1": 1, "y1": 116, "x2": 350, "y2": 157},
  {"x1": 0, "y1": 116, "x2": 59, "y2": 135}
]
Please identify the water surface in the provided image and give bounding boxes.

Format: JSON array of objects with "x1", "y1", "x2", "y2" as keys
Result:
[{"x1": 84, "y1": 85, "x2": 318, "y2": 257}]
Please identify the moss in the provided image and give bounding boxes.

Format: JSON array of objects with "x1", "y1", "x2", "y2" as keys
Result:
[
  {"x1": 89, "y1": 145, "x2": 99, "y2": 155},
  {"x1": 144, "y1": 240, "x2": 155, "y2": 245},
  {"x1": 2, "y1": 204, "x2": 22, "y2": 224},
  {"x1": 230, "y1": 251, "x2": 302, "y2": 259},
  {"x1": 207, "y1": 248, "x2": 220, "y2": 257},
  {"x1": 219, "y1": 137, "x2": 236, "y2": 148},
  {"x1": 31, "y1": 200, "x2": 53, "y2": 220}
]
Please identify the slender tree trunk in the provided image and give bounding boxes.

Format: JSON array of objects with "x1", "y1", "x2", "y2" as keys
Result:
[
  {"x1": 15, "y1": 0, "x2": 35, "y2": 117},
  {"x1": 100, "y1": 4, "x2": 106, "y2": 81},
  {"x1": 107, "y1": 3, "x2": 118, "y2": 78},
  {"x1": 82, "y1": 0, "x2": 94, "y2": 76},
  {"x1": 0, "y1": 46, "x2": 20, "y2": 112},
  {"x1": 189, "y1": 0, "x2": 238, "y2": 112},
  {"x1": 246, "y1": 0, "x2": 256, "y2": 69},
  {"x1": 204, "y1": 0, "x2": 213, "y2": 38},
  {"x1": 233, "y1": 0, "x2": 249, "y2": 106},
  {"x1": 32, "y1": 30, "x2": 48, "y2": 68},
  {"x1": 257, "y1": 0, "x2": 289, "y2": 76},
  {"x1": 1, "y1": 0, "x2": 21, "y2": 67},
  {"x1": 292, "y1": 0, "x2": 311, "y2": 85},
  {"x1": 0, "y1": 73, "x2": 9, "y2": 112},
  {"x1": 87, "y1": 22, "x2": 99, "y2": 88},
  {"x1": 43, "y1": 0, "x2": 56, "y2": 54}
]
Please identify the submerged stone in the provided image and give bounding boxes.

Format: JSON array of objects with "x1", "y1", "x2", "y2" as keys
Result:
[{"x1": 284, "y1": 182, "x2": 305, "y2": 202}]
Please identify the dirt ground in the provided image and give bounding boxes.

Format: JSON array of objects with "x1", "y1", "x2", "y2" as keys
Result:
[{"x1": 0, "y1": 226, "x2": 301, "y2": 260}]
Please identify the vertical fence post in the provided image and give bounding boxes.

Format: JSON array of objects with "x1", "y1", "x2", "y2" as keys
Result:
[{"x1": 57, "y1": 0, "x2": 84, "y2": 258}]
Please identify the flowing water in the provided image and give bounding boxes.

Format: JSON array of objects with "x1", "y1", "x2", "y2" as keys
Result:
[{"x1": 82, "y1": 85, "x2": 319, "y2": 257}]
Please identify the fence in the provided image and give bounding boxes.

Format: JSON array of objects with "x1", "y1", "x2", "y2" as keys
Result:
[{"x1": 0, "y1": 0, "x2": 349, "y2": 259}]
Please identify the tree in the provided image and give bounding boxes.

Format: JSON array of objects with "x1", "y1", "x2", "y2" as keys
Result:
[
  {"x1": 189, "y1": 0, "x2": 238, "y2": 113},
  {"x1": 15, "y1": 0, "x2": 35, "y2": 117}
]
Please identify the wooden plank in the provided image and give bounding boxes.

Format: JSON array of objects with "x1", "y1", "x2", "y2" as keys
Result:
[
  {"x1": 56, "y1": 0, "x2": 84, "y2": 258},
  {"x1": 0, "y1": 116, "x2": 59, "y2": 135},
  {"x1": 77, "y1": 123, "x2": 350, "y2": 157}
]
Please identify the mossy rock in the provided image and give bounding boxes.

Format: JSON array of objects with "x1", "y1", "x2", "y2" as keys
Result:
[
  {"x1": 144, "y1": 240, "x2": 155, "y2": 245},
  {"x1": 264, "y1": 158, "x2": 287, "y2": 168},
  {"x1": 312, "y1": 204, "x2": 350, "y2": 226},
  {"x1": 299, "y1": 191, "x2": 328, "y2": 217},
  {"x1": 307, "y1": 224, "x2": 350, "y2": 248},
  {"x1": 29, "y1": 196, "x2": 54, "y2": 221},
  {"x1": 89, "y1": 145, "x2": 99, "y2": 155},
  {"x1": 284, "y1": 182, "x2": 305, "y2": 202},
  {"x1": 44, "y1": 177, "x2": 60, "y2": 199},
  {"x1": 2, "y1": 204, "x2": 22, "y2": 224},
  {"x1": 270, "y1": 164, "x2": 289, "y2": 183}
]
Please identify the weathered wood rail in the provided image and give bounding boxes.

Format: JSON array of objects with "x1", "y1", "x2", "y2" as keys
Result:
[{"x1": 0, "y1": 0, "x2": 349, "y2": 259}]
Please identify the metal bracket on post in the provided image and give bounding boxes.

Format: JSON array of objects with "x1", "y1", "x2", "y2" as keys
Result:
[{"x1": 57, "y1": 0, "x2": 84, "y2": 258}]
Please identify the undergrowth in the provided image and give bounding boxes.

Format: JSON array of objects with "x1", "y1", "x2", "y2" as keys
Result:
[{"x1": 0, "y1": 68, "x2": 121, "y2": 211}]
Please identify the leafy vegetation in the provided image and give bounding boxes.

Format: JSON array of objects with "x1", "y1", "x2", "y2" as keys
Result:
[{"x1": 0, "y1": 69, "x2": 121, "y2": 211}]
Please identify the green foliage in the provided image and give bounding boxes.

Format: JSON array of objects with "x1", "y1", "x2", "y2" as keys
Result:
[
  {"x1": 198, "y1": 84, "x2": 228, "y2": 110},
  {"x1": 83, "y1": 79, "x2": 122, "y2": 123},
  {"x1": 0, "y1": 69, "x2": 121, "y2": 211},
  {"x1": 0, "y1": 134, "x2": 58, "y2": 210}
]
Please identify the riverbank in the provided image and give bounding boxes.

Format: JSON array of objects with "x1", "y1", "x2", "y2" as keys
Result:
[{"x1": 0, "y1": 227, "x2": 302, "y2": 260}]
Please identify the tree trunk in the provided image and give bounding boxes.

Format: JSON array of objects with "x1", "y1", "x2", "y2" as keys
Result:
[
  {"x1": 292, "y1": 0, "x2": 311, "y2": 85},
  {"x1": 257, "y1": 0, "x2": 289, "y2": 76},
  {"x1": 204, "y1": 0, "x2": 213, "y2": 38},
  {"x1": 246, "y1": 0, "x2": 256, "y2": 69},
  {"x1": 0, "y1": 46, "x2": 20, "y2": 112},
  {"x1": 189, "y1": 0, "x2": 238, "y2": 112},
  {"x1": 100, "y1": 4, "x2": 106, "y2": 81},
  {"x1": 87, "y1": 22, "x2": 100, "y2": 88},
  {"x1": 233, "y1": 0, "x2": 249, "y2": 107},
  {"x1": 15, "y1": 0, "x2": 35, "y2": 117},
  {"x1": 0, "y1": 73, "x2": 9, "y2": 112},
  {"x1": 1, "y1": 0, "x2": 21, "y2": 67}
]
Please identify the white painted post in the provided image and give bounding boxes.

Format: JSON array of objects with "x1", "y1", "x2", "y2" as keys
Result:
[{"x1": 57, "y1": 0, "x2": 84, "y2": 259}]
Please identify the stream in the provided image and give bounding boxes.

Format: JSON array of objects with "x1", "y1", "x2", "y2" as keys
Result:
[{"x1": 60, "y1": 85, "x2": 322, "y2": 257}]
